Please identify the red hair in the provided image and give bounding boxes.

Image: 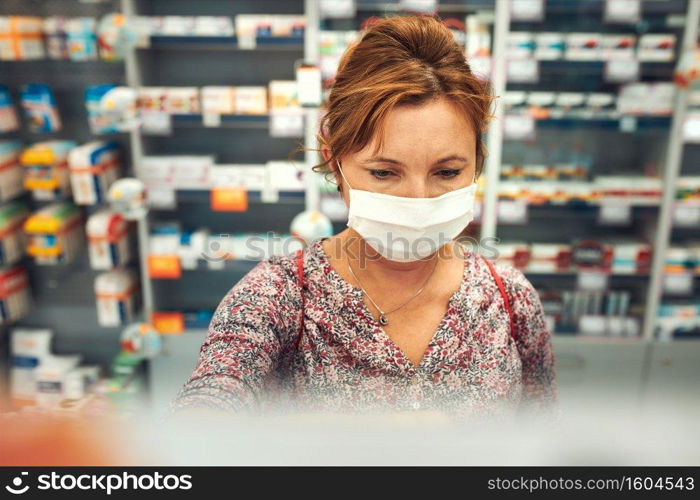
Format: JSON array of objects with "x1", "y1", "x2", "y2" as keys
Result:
[{"x1": 301, "y1": 14, "x2": 494, "y2": 181}]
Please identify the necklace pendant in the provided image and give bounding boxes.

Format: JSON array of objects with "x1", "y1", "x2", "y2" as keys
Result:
[{"x1": 379, "y1": 314, "x2": 389, "y2": 326}]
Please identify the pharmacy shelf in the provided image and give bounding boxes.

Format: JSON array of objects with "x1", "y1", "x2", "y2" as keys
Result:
[
  {"x1": 495, "y1": 200, "x2": 661, "y2": 210},
  {"x1": 512, "y1": 60, "x2": 676, "y2": 78},
  {"x1": 504, "y1": 110, "x2": 672, "y2": 130},
  {"x1": 150, "y1": 259, "x2": 259, "y2": 277},
  {"x1": 147, "y1": 35, "x2": 304, "y2": 51},
  {"x1": 552, "y1": 334, "x2": 646, "y2": 345},
  {"x1": 653, "y1": 337, "x2": 700, "y2": 343},
  {"x1": 534, "y1": 0, "x2": 688, "y2": 15},
  {"x1": 171, "y1": 113, "x2": 271, "y2": 129},
  {"x1": 156, "y1": 311, "x2": 213, "y2": 330},
  {"x1": 353, "y1": 1, "x2": 495, "y2": 13},
  {"x1": 148, "y1": 261, "x2": 654, "y2": 280},
  {"x1": 0, "y1": 59, "x2": 124, "y2": 66},
  {"x1": 145, "y1": 188, "x2": 305, "y2": 209},
  {"x1": 525, "y1": 270, "x2": 650, "y2": 278}
]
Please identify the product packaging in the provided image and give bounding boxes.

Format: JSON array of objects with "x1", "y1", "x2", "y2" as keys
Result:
[
  {"x1": 534, "y1": 32, "x2": 565, "y2": 60},
  {"x1": 85, "y1": 84, "x2": 120, "y2": 134},
  {"x1": 97, "y1": 13, "x2": 128, "y2": 61},
  {"x1": 268, "y1": 81, "x2": 300, "y2": 110},
  {"x1": 10, "y1": 328, "x2": 53, "y2": 406},
  {"x1": 64, "y1": 365, "x2": 100, "y2": 401},
  {"x1": 24, "y1": 202, "x2": 84, "y2": 264},
  {"x1": 0, "y1": 201, "x2": 29, "y2": 266},
  {"x1": 0, "y1": 85, "x2": 19, "y2": 133},
  {"x1": 528, "y1": 244, "x2": 573, "y2": 272},
  {"x1": 20, "y1": 140, "x2": 75, "y2": 200},
  {"x1": 68, "y1": 141, "x2": 121, "y2": 205},
  {"x1": 637, "y1": 34, "x2": 676, "y2": 62},
  {"x1": 86, "y1": 209, "x2": 132, "y2": 270},
  {"x1": 234, "y1": 86, "x2": 268, "y2": 114},
  {"x1": 0, "y1": 141, "x2": 25, "y2": 201},
  {"x1": 610, "y1": 242, "x2": 652, "y2": 274},
  {"x1": 601, "y1": 34, "x2": 636, "y2": 60},
  {"x1": 94, "y1": 268, "x2": 139, "y2": 327},
  {"x1": 35, "y1": 354, "x2": 83, "y2": 408},
  {"x1": 0, "y1": 16, "x2": 45, "y2": 60},
  {"x1": 20, "y1": 84, "x2": 62, "y2": 133},
  {"x1": 43, "y1": 16, "x2": 70, "y2": 59},
  {"x1": 565, "y1": 33, "x2": 601, "y2": 61},
  {"x1": 465, "y1": 15, "x2": 491, "y2": 58},
  {"x1": 201, "y1": 86, "x2": 236, "y2": 115},
  {"x1": 507, "y1": 31, "x2": 535, "y2": 59},
  {"x1": 0, "y1": 265, "x2": 31, "y2": 325},
  {"x1": 164, "y1": 87, "x2": 200, "y2": 114},
  {"x1": 492, "y1": 241, "x2": 531, "y2": 269},
  {"x1": 66, "y1": 17, "x2": 98, "y2": 61}
]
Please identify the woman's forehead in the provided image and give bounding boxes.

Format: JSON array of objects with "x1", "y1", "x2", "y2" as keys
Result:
[{"x1": 363, "y1": 100, "x2": 476, "y2": 155}]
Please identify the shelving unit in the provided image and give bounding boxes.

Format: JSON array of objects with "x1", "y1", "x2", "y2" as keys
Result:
[
  {"x1": 0, "y1": 0, "x2": 132, "y2": 409},
  {"x1": 485, "y1": 0, "x2": 699, "y2": 346},
  {"x1": 2, "y1": 0, "x2": 700, "y2": 413}
]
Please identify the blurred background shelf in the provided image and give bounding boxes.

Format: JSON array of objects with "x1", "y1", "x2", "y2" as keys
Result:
[{"x1": 148, "y1": 35, "x2": 304, "y2": 51}]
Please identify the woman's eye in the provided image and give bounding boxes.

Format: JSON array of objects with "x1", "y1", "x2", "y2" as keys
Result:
[
  {"x1": 369, "y1": 169, "x2": 393, "y2": 179},
  {"x1": 436, "y1": 169, "x2": 461, "y2": 178}
]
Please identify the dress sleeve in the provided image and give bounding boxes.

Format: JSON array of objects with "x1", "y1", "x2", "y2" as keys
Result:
[
  {"x1": 496, "y1": 263, "x2": 560, "y2": 419},
  {"x1": 166, "y1": 256, "x2": 301, "y2": 415}
]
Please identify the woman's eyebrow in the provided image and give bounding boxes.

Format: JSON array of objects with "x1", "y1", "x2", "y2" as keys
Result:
[
  {"x1": 361, "y1": 156, "x2": 404, "y2": 165},
  {"x1": 435, "y1": 155, "x2": 470, "y2": 164},
  {"x1": 361, "y1": 155, "x2": 470, "y2": 165}
]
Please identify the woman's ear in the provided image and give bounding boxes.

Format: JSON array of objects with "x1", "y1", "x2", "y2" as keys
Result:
[
  {"x1": 320, "y1": 145, "x2": 332, "y2": 164},
  {"x1": 321, "y1": 146, "x2": 342, "y2": 191}
]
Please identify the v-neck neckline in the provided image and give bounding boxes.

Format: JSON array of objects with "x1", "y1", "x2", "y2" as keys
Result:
[{"x1": 313, "y1": 238, "x2": 472, "y2": 374}]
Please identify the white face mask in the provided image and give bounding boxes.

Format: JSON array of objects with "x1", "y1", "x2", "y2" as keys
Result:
[{"x1": 336, "y1": 160, "x2": 478, "y2": 262}]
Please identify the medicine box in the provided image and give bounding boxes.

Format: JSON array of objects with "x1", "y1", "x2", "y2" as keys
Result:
[
  {"x1": 0, "y1": 265, "x2": 31, "y2": 325},
  {"x1": 68, "y1": 141, "x2": 122, "y2": 205},
  {"x1": 0, "y1": 141, "x2": 24, "y2": 201},
  {"x1": 20, "y1": 140, "x2": 75, "y2": 201},
  {"x1": 0, "y1": 16, "x2": 45, "y2": 61},
  {"x1": 10, "y1": 328, "x2": 53, "y2": 406},
  {"x1": 43, "y1": 16, "x2": 70, "y2": 59},
  {"x1": 86, "y1": 209, "x2": 132, "y2": 270},
  {"x1": 24, "y1": 202, "x2": 84, "y2": 264},
  {"x1": 94, "y1": 268, "x2": 139, "y2": 327},
  {"x1": 0, "y1": 201, "x2": 29, "y2": 266}
]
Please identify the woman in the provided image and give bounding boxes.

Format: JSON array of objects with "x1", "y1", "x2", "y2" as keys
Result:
[{"x1": 169, "y1": 14, "x2": 558, "y2": 420}]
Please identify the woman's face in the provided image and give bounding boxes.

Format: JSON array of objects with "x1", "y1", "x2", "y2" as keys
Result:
[{"x1": 332, "y1": 96, "x2": 477, "y2": 201}]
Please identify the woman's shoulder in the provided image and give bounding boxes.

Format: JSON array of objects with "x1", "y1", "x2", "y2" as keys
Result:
[
  {"x1": 460, "y1": 245, "x2": 539, "y2": 310},
  {"x1": 208, "y1": 248, "x2": 306, "y2": 332},
  {"x1": 230, "y1": 248, "x2": 302, "y2": 296}
]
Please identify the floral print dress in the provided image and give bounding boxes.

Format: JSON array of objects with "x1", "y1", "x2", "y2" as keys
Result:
[{"x1": 169, "y1": 238, "x2": 559, "y2": 420}]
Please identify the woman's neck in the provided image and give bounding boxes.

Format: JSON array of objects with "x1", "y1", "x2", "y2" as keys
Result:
[{"x1": 328, "y1": 228, "x2": 455, "y2": 292}]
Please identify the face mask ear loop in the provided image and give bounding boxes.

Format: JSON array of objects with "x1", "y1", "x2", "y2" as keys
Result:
[{"x1": 336, "y1": 160, "x2": 352, "y2": 191}]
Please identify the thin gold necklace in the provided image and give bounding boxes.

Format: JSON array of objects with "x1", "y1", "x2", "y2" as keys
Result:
[{"x1": 346, "y1": 252, "x2": 439, "y2": 326}]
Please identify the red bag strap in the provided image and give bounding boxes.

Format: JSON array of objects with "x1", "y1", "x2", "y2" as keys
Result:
[
  {"x1": 294, "y1": 248, "x2": 305, "y2": 350},
  {"x1": 481, "y1": 255, "x2": 517, "y2": 341}
]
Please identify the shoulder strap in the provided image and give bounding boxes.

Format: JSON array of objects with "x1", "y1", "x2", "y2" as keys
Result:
[
  {"x1": 481, "y1": 255, "x2": 517, "y2": 341},
  {"x1": 294, "y1": 248, "x2": 305, "y2": 350}
]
